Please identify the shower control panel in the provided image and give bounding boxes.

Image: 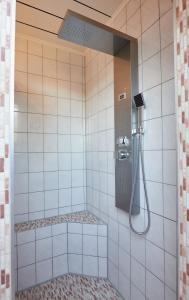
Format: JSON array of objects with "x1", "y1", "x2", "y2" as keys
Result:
[
  {"x1": 116, "y1": 136, "x2": 131, "y2": 160},
  {"x1": 114, "y1": 42, "x2": 140, "y2": 215}
]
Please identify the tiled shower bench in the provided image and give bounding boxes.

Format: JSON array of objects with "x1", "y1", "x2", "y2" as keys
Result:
[{"x1": 14, "y1": 211, "x2": 108, "y2": 291}]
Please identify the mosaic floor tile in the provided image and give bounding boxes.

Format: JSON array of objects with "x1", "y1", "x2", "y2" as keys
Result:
[{"x1": 15, "y1": 274, "x2": 122, "y2": 300}]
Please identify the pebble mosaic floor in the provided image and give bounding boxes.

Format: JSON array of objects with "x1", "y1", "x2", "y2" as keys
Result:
[
  {"x1": 15, "y1": 211, "x2": 102, "y2": 232},
  {"x1": 15, "y1": 274, "x2": 122, "y2": 300}
]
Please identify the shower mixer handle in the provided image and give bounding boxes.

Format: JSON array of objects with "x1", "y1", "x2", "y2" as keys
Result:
[{"x1": 117, "y1": 149, "x2": 130, "y2": 160}]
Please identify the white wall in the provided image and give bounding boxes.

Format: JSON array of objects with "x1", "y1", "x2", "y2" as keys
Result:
[
  {"x1": 14, "y1": 37, "x2": 86, "y2": 223},
  {"x1": 85, "y1": 0, "x2": 177, "y2": 299}
]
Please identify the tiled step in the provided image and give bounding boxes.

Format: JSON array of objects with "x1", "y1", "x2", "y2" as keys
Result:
[
  {"x1": 15, "y1": 274, "x2": 122, "y2": 300},
  {"x1": 14, "y1": 211, "x2": 108, "y2": 291}
]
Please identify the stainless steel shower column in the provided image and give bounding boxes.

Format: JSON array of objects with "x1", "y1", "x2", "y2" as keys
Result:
[
  {"x1": 114, "y1": 41, "x2": 139, "y2": 214},
  {"x1": 58, "y1": 10, "x2": 140, "y2": 214}
]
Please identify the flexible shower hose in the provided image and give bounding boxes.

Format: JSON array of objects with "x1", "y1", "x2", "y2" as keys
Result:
[{"x1": 129, "y1": 133, "x2": 151, "y2": 235}]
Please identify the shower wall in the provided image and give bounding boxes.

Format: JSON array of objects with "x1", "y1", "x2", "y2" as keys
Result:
[
  {"x1": 14, "y1": 36, "x2": 86, "y2": 223},
  {"x1": 86, "y1": 0, "x2": 177, "y2": 299}
]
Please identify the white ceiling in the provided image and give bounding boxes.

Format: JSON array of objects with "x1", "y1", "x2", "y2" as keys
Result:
[{"x1": 16, "y1": 0, "x2": 123, "y2": 52}]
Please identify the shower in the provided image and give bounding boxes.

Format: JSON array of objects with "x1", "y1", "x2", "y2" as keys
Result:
[{"x1": 58, "y1": 10, "x2": 150, "y2": 235}]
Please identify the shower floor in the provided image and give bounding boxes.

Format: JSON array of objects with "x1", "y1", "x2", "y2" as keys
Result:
[{"x1": 15, "y1": 274, "x2": 122, "y2": 300}]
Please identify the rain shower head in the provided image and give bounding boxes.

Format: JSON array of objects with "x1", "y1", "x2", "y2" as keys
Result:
[
  {"x1": 58, "y1": 10, "x2": 136, "y2": 55},
  {"x1": 134, "y1": 93, "x2": 144, "y2": 108}
]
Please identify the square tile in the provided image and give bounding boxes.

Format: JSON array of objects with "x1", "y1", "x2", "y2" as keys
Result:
[
  {"x1": 18, "y1": 242, "x2": 35, "y2": 268},
  {"x1": 68, "y1": 254, "x2": 82, "y2": 274},
  {"x1": 36, "y1": 259, "x2": 52, "y2": 284},
  {"x1": 28, "y1": 54, "x2": 42, "y2": 75},
  {"x1": 68, "y1": 233, "x2": 82, "y2": 254},
  {"x1": 83, "y1": 256, "x2": 98, "y2": 276},
  {"x1": 83, "y1": 235, "x2": 97, "y2": 256},
  {"x1": 18, "y1": 265, "x2": 36, "y2": 290},
  {"x1": 36, "y1": 238, "x2": 52, "y2": 261},
  {"x1": 53, "y1": 234, "x2": 67, "y2": 256},
  {"x1": 53, "y1": 254, "x2": 68, "y2": 277}
]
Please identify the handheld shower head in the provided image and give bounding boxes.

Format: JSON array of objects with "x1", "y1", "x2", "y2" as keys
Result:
[
  {"x1": 134, "y1": 93, "x2": 144, "y2": 108},
  {"x1": 133, "y1": 93, "x2": 144, "y2": 134}
]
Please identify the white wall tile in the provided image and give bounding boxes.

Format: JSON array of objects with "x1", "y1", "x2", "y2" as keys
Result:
[
  {"x1": 14, "y1": 173, "x2": 28, "y2": 194},
  {"x1": 44, "y1": 134, "x2": 58, "y2": 152},
  {"x1": 163, "y1": 115, "x2": 176, "y2": 149},
  {"x1": 58, "y1": 80, "x2": 70, "y2": 98},
  {"x1": 68, "y1": 223, "x2": 82, "y2": 234},
  {"x1": 160, "y1": 9, "x2": 173, "y2": 48},
  {"x1": 17, "y1": 230, "x2": 35, "y2": 245},
  {"x1": 44, "y1": 171, "x2": 58, "y2": 190},
  {"x1": 146, "y1": 270, "x2": 164, "y2": 300},
  {"x1": 28, "y1": 94, "x2": 43, "y2": 114},
  {"x1": 28, "y1": 113, "x2": 43, "y2": 133},
  {"x1": 68, "y1": 254, "x2": 82, "y2": 274},
  {"x1": 164, "y1": 184, "x2": 177, "y2": 221},
  {"x1": 29, "y1": 153, "x2": 43, "y2": 172},
  {"x1": 57, "y1": 62, "x2": 70, "y2": 80},
  {"x1": 162, "y1": 79, "x2": 175, "y2": 116},
  {"x1": 142, "y1": 21, "x2": 160, "y2": 61},
  {"x1": 43, "y1": 58, "x2": 56, "y2": 78},
  {"x1": 161, "y1": 44, "x2": 174, "y2": 82},
  {"x1": 29, "y1": 192, "x2": 44, "y2": 213},
  {"x1": 44, "y1": 153, "x2": 58, "y2": 171},
  {"x1": 43, "y1": 77, "x2": 57, "y2": 97},
  {"x1": 43, "y1": 45, "x2": 56, "y2": 59},
  {"x1": 29, "y1": 173, "x2": 43, "y2": 192},
  {"x1": 28, "y1": 41, "x2": 42, "y2": 56},
  {"x1": 44, "y1": 190, "x2": 58, "y2": 210},
  {"x1": 16, "y1": 37, "x2": 27, "y2": 52},
  {"x1": 36, "y1": 259, "x2": 52, "y2": 284},
  {"x1": 164, "y1": 219, "x2": 177, "y2": 256},
  {"x1": 99, "y1": 257, "x2": 107, "y2": 278},
  {"x1": 131, "y1": 258, "x2": 145, "y2": 294},
  {"x1": 15, "y1": 71, "x2": 27, "y2": 92},
  {"x1": 71, "y1": 65, "x2": 83, "y2": 83},
  {"x1": 28, "y1": 54, "x2": 42, "y2": 75},
  {"x1": 36, "y1": 225, "x2": 51, "y2": 239},
  {"x1": 15, "y1": 194, "x2": 28, "y2": 216},
  {"x1": 28, "y1": 74, "x2": 42, "y2": 94},
  {"x1": 28, "y1": 133, "x2": 43, "y2": 152},
  {"x1": 53, "y1": 254, "x2": 68, "y2": 277},
  {"x1": 15, "y1": 153, "x2": 28, "y2": 173},
  {"x1": 141, "y1": 0, "x2": 159, "y2": 32},
  {"x1": 163, "y1": 150, "x2": 177, "y2": 185},
  {"x1": 15, "y1": 51, "x2": 27, "y2": 72},
  {"x1": 44, "y1": 96, "x2": 57, "y2": 115},
  {"x1": 83, "y1": 235, "x2": 97, "y2": 256},
  {"x1": 146, "y1": 241, "x2": 164, "y2": 281},
  {"x1": 59, "y1": 188, "x2": 72, "y2": 208},
  {"x1": 36, "y1": 238, "x2": 52, "y2": 261},
  {"x1": 18, "y1": 265, "x2": 36, "y2": 290},
  {"x1": 53, "y1": 234, "x2": 67, "y2": 256},
  {"x1": 18, "y1": 242, "x2": 35, "y2": 267},
  {"x1": 83, "y1": 256, "x2": 98, "y2": 276},
  {"x1": 159, "y1": 0, "x2": 172, "y2": 15},
  {"x1": 143, "y1": 53, "x2": 161, "y2": 90},
  {"x1": 68, "y1": 233, "x2": 82, "y2": 254},
  {"x1": 165, "y1": 253, "x2": 177, "y2": 291},
  {"x1": 44, "y1": 115, "x2": 57, "y2": 133},
  {"x1": 15, "y1": 91, "x2": 27, "y2": 112}
]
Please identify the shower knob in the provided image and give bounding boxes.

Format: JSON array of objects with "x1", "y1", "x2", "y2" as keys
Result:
[{"x1": 118, "y1": 150, "x2": 130, "y2": 160}]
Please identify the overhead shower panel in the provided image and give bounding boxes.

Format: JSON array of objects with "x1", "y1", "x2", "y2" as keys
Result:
[{"x1": 58, "y1": 10, "x2": 140, "y2": 214}]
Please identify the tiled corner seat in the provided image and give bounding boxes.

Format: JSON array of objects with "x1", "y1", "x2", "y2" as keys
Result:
[{"x1": 15, "y1": 211, "x2": 108, "y2": 291}]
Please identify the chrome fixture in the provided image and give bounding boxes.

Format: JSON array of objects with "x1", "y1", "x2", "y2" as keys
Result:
[{"x1": 129, "y1": 93, "x2": 150, "y2": 235}]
